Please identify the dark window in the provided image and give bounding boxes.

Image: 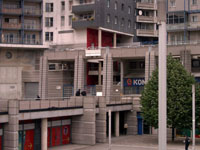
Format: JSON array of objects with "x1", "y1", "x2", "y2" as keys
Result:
[
  {"x1": 121, "y1": 3, "x2": 124, "y2": 11},
  {"x1": 130, "y1": 62, "x2": 137, "y2": 69},
  {"x1": 192, "y1": 60, "x2": 200, "y2": 67},
  {"x1": 46, "y1": 3, "x2": 53, "y2": 12}
]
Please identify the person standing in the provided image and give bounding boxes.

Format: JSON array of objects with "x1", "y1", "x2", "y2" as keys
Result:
[{"x1": 184, "y1": 136, "x2": 190, "y2": 150}]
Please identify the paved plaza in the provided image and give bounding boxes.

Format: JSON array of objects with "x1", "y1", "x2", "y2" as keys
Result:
[{"x1": 49, "y1": 135, "x2": 200, "y2": 150}]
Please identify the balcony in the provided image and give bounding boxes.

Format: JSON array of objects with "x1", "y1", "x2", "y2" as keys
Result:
[
  {"x1": 72, "y1": 3, "x2": 95, "y2": 14},
  {"x1": 136, "y1": 16, "x2": 157, "y2": 23},
  {"x1": 2, "y1": 7, "x2": 22, "y2": 15},
  {"x1": 136, "y1": 2, "x2": 156, "y2": 10},
  {"x1": 2, "y1": 23, "x2": 21, "y2": 30},
  {"x1": 136, "y1": 29, "x2": 158, "y2": 37},
  {"x1": 167, "y1": 23, "x2": 185, "y2": 32},
  {"x1": 187, "y1": 22, "x2": 200, "y2": 31},
  {"x1": 72, "y1": 19, "x2": 96, "y2": 29},
  {"x1": 24, "y1": 8, "x2": 42, "y2": 16},
  {"x1": 1, "y1": 37, "x2": 42, "y2": 45},
  {"x1": 24, "y1": 23, "x2": 42, "y2": 30}
]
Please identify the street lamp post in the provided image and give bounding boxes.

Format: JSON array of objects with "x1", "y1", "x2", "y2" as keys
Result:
[
  {"x1": 192, "y1": 84, "x2": 195, "y2": 150},
  {"x1": 158, "y1": 0, "x2": 167, "y2": 150}
]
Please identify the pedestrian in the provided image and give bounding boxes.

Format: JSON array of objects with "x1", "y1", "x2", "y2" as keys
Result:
[
  {"x1": 124, "y1": 123, "x2": 128, "y2": 135},
  {"x1": 76, "y1": 89, "x2": 81, "y2": 96},
  {"x1": 81, "y1": 90, "x2": 87, "y2": 96},
  {"x1": 184, "y1": 136, "x2": 190, "y2": 150}
]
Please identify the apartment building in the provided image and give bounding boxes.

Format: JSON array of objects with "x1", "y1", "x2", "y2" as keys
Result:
[
  {"x1": 167, "y1": 0, "x2": 200, "y2": 45},
  {"x1": 135, "y1": 0, "x2": 158, "y2": 44}
]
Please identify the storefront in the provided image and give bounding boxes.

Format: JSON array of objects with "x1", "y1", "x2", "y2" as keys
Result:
[
  {"x1": 124, "y1": 78, "x2": 145, "y2": 94},
  {"x1": 48, "y1": 118, "x2": 71, "y2": 147}
]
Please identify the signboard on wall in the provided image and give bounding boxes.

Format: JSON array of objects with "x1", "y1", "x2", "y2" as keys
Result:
[{"x1": 124, "y1": 78, "x2": 145, "y2": 87}]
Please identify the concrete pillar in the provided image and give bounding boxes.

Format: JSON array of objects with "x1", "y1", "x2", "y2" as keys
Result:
[
  {"x1": 4, "y1": 100, "x2": 19, "y2": 150},
  {"x1": 41, "y1": 118, "x2": 47, "y2": 150},
  {"x1": 71, "y1": 97, "x2": 96, "y2": 145},
  {"x1": 98, "y1": 62, "x2": 102, "y2": 85},
  {"x1": 102, "y1": 53, "x2": 113, "y2": 97},
  {"x1": 98, "y1": 29, "x2": 102, "y2": 49},
  {"x1": 145, "y1": 50, "x2": 156, "y2": 82},
  {"x1": 115, "y1": 112, "x2": 119, "y2": 137},
  {"x1": 120, "y1": 61, "x2": 124, "y2": 94},
  {"x1": 96, "y1": 97, "x2": 107, "y2": 143},
  {"x1": 180, "y1": 50, "x2": 191, "y2": 73},
  {"x1": 39, "y1": 56, "x2": 48, "y2": 99},
  {"x1": 74, "y1": 54, "x2": 85, "y2": 95},
  {"x1": 113, "y1": 33, "x2": 117, "y2": 48}
]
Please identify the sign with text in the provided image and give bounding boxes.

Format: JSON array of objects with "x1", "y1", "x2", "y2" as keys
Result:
[{"x1": 124, "y1": 78, "x2": 145, "y2": 86}]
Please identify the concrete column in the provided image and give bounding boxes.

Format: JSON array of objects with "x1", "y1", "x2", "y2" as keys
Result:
[
  {"x1": 115, "y1": 112, "x2": 119, "y2": 137},
  {"x1": 71, "y1": 97, "x2": 96, "y2": 145},
  {"x1": 120, "y1": 61, "x2": 124, "y2": 94},
  {"x1": 180, "y1": 50, "x2": 191, "y2": 73},
  {"x1": 98, "y1": 29, "x2": 102, "y2": 49},
  {"x1": 41, "y1": 118, "x2": 47, "y2": 150},
  {"x1": 98, "y1": 62, "x2": 102, "y2": 85},
  {"x1": 4, "y1": 100, "x2": 19, "y2": 150},
  {"x1": 39, "y1": 56, "x2": 48, "y2": 99},
  {"x1": 96, "y1": 97, "x2": 107, "y2": 143},
  {"x1": 74, "y1": 54, "x2": 85, "y2": 95},
  {"x1": 102, "y1": 53, "x2": 113, "y2": 97},
  {"x1": 113, "y1": 33, "x2": 117, "y2": 48},
  {"x1": 145, "y1": 50, "x2": 156, "y2": 82}
]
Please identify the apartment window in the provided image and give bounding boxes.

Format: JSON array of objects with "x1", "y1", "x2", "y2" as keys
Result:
[
  {"x1": 114, "y1": 2, "x2": 118, "y2": 10},
  {"x1": 107, "y1": 14, "x2": 110, "y2": 23},
  {"x1": 61, "y1": 1, "x2": 65, "y2": 11},
  {"x1": 45, "y1": 17, "x2": 53, "y2": 27},
  {"x1": 114, "y1": 16, "x2": 118, "y2": 24},
  {"x1": 61, "y1": 16, "x2": 65, "y2": 26},
  {"x1": 45, "y1": 32, "x2": 53, "y2": 41},
  {"x1": 128, "y1": 6, "x2": 131, "y2": 14},
  {"x1": 121, "y1": 18, "x2": 125, "y2": 26},
  {"x1": 128, "y1": 20, "x2": 131, "y2": 28},
  {"x1": 69, "y1": 15, "x2": 72, "y2": 26},
  {"x1": 4, "y1": 18, "x2": 18, "y2": 24},
  {"x1": 107, "y1": 0, "x2": 110, "y2": 8},
  {"x1": 69, "y1": 0, "x2": 73, "y2": 11},
  {"x1": 121, "y1": 3, "x2": 124, "y2": 11},
  {"x1": 46, "y1": 3, "x2": 53, "y2": 12},
  {"x1": 170, "y1": 0, "x2": 175, "y2": 7},
  {"x1": 192, "y1": 0, "x2": 197, "y2": 5},
  {"x1": 192, "y1": 16, "x2": 198, "y2": 22}
]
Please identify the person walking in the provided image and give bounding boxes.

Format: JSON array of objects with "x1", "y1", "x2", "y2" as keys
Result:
[{"x1": 184, "y1": 136, "x2": 190, "y2": 150}]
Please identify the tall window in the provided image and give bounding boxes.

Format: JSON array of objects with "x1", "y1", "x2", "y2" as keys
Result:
[
  {"x1": 121, "y1": 18, "x2": 124, "y2": 26},
  {"x1": 107, "y1": 0, "x2": 110, "y2": 8},
  {"x1": 114, "y1": 2, "x2": 118, "y2": 10},
  {"x1": 170, "y1": 0, "x2": 175, "y2": 7},
  {"x1": 69, "y1": 0, "x2": 73, "y2": 11},
  {"x1": 192, "y1": 0, "x2": 197, "y2": 5},
  {"x1": 128, "y1": 20, "x2": 131, "y2": 28},
  {"x1": 121, "y1": 3, "x2": 124, "y2": 11},
  {"x1": 45, "y1": 32, "x2": 53, "y2": 41},
  {"x1": 69, "y1": 15, "x2": 72, "y2": 26},
  {"x1": 45, "y1": 3, "x2": 53, "y2": 12},
  {"x1": 45, "y1": 17, "x2": 53, "y2": 27},
  {"x1": 128, "y1": 6, "x2": 131, "y2": 14},
  {"x1": 107, "y1": 14, "x2": 110, "y2": 23},
  {"x1": 61, "y1": 16, "x2": 65, "y2": 26},
  {"x1": 61, "y1": 1, "x2": 65, "y2": 11},
  {"x1": 114, "y1": 16, "x2": 118, "y2": 24},
  {"x1": 192, "y1": 16, "x2": 198, "y2": 22}
]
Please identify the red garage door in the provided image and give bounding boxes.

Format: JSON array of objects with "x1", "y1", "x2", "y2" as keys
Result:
[{"x1": 62, "y1": 125, "x2": 70, "y2": 145}]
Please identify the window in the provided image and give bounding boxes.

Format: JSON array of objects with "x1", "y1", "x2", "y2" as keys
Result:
[
  {"x1": 114, "y1": 16, "x2": 118, "y2": 24},
  {"x1": 45, "y1": 32, "x2": 53, "y2": 41},
  {"x1": 121, "y1": 18, "x2": 125, "y2": 26},
  {"x1": 69, "y1": 15, "x2": 72, "y2": 26},
  {"x1": 192, "y1": 16, "x2": 198, "y2": 22},
  {"x1": 121, "y1": 3, "x2": 124, "y2": 11},
  {"x1": 69, "y1": 0, "x2": 73, "y2": 11},
  {"x1": 61, "y1": 16, "x2": 65, "y2": 26},
  {"x1": 46, "y1": 3, "x2": 53, "y2": 12},
  {"x1": 107, "y1": 0, "x2": 110, "y2": 8},
  {"x1": 128, "y1": 6, "x2": 131, "y2": 14},
  {"x1": 107, "y1": 14, "x2": 110, "y2": 23},
  {"x1": 61, "y1": 1, "x2": 65, "y2": 11},
  {"x1": 45, "y1": 17, "x2": 53, "y2": 27},
  {"x1": 170, "y1": 0, "x2": 175, "y2": 7},
  {"x1": 128, "y1": 20, "x2": 131, "y2": 28},
  {"x1": 114, "y1": 2, "x2": 118, "y2": 10},
  {"x1": 192, "y1": 0, "x2": 197, "y2": 5}
]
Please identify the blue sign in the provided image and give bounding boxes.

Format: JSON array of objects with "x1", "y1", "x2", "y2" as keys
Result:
[{"x1": 124, "y1": 78, "x2": 145, "y2": 87}]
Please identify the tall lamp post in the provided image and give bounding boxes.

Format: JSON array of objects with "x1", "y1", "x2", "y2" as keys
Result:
[{"x1": 158, "y1": 0, "x2": 167, "y2": 150}]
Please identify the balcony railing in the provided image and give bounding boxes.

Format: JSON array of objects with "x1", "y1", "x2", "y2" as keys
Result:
[
  {"x1": 167, "y1": 23, "x2": 185, "y2": 31},
  {"x1": 24, "y1": 8, "x2": 41, "y2": 15},
  {"x1": 73, "y1": 0, "x2": 95, "y2": 6},
  {"x1": 2, "y1": 23, "x2": 21, "y2": 29},
  {"x1": 24, "y1": 38, "x2": 41, "y2": 45},
  {"x1": 1, "y1": 37, "x2": 42, "y2": 45},
  {"x1": 24, "y1": 23, "x2": 41, "y2": 30},
  {"x1": 2, "y1": 7, "x2": 22, "y2": 14},
  {"x1": 136, "y1": 2, "x2": 156, "y2": 10},
  {"x1": 136, "y1": 16, "x2": 157, "y2": 23},
  {"x1": 136, "y1": 29, "x2": 158, "y2": 37}
]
